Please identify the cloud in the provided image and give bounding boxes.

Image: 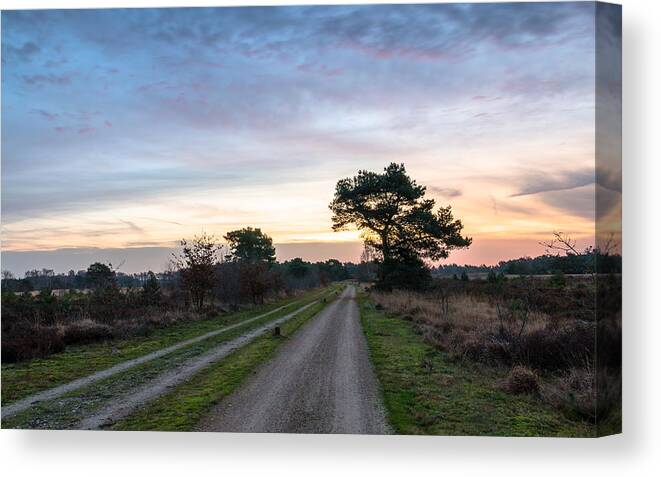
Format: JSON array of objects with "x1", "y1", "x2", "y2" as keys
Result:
[
  {"x1": 22, "y1": 73, "x2": 72, "y2": 86},
  {"x1": 30, "y1": 109, "x2": 59, "y2": 121},
  {"x1": 536, "y1": 184, "x2": 595, "y2": 220},
  {"x1": 596, "y1": 165, "x2": 621, "y2": 193},
  {"x1": 1, "y1": 4, "x2": 602, "y2": 258},
  {"x1": 3, "y1": 41, "x2": 40, "y2": 61},
  {"x1": 510, "y1": 169, "x2": 595, "y2": 197},
  {"x1": 119, "y1": 220, "x2": 145, "y2": 234},
  {"x1": 428, "y1": 186, "x2": 462, "y2": 198},
  {"x1": 490, "y1": 194, "x2": 536, "y2": 217}
]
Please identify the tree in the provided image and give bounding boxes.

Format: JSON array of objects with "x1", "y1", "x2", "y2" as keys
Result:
[
  {"x1": 329, "y1": 163, "x2": 471, "y2": 289},
  {"x1": 223, "y1": 227, "x2": 278, "y2": 304},
  {"x1": 86, "y1": 262, "x2": 116, "y2": 290},
  {"x1": 142, "y1": 271, "x2": 161, "y2": 305},
  {"x1": 286, "y1": 258, "x2": 309, "y2": 279},
  {"x1": 239, "y1": 262, "x2": 275, "y2": 304},
  {"x1": 224, "y1": 227, "x2": 276, "y2": 263},
  {"x1": 172, "y1": 233, "x2": 221, "y2": 310}
]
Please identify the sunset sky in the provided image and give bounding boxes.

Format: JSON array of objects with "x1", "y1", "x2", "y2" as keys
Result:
[{"x1": 1, "y1": 3, "x2": 613, "y2": 274}]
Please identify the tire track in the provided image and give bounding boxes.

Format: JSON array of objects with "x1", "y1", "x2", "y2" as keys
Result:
[
  {"x1": 78, "y1": 300, "x2": 320, "y2": 429},
  {"x1": 2, "y1": 299, "x2": 304, "y2": 419},
  {"x1": 197, "y1": 286, "x2": 390, "y2": 434}
]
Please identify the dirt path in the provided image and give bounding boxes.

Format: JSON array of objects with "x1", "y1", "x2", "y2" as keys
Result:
[
  {"x1": 2, "y1": 301, "x2": 300, "y2": 419},
  {"x1": 77, "y1": 301, "x2": 319, "y2": 429},
  {"x1": 196, "y1": 286, "x2": 390, "y2": 434}
]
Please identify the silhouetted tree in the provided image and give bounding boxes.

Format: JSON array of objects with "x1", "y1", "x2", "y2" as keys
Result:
[
  {"x1": 224, "y1": 227, "x2": 276, "y2": 263},
  {"x1": 86, "y1": 262, "x2": 116, "y2": 290},
  {"x1": 223, "y1": 228, "x2": 278, "y2": 303},
  {"x1": 142, "y1": 271, "x2": 161, "y2": 305},
  {"x1": 329, "y1": 163, "x2": 471, "y2": 289},
  {"x1": 172, "y1": 233, "x2": 221, "y2": 310},
  {"x1": 286, "y1": 258, "x2": 309, "y2": 279}
]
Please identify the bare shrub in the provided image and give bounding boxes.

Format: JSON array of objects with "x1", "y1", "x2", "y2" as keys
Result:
[{"x1": 504, "y1": 365, "x2": 540, "y2": 395}]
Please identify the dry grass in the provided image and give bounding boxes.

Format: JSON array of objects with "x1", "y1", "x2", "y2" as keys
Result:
[
  {"x1": 371, "y1": 289, "x2": 593, "y2": 368},
  {"x1": 370, "y1": 289, "x2": 599, "y2": 421},
  {"x1": 542, "y1": 365, "x2": 596, "y2": 421},
  {"x1": 373, "y1": 290, "x2": 550, "y2": 331}
]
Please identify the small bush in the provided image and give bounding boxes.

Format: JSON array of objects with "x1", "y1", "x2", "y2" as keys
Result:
[
  {"x1": 504, "y1": 365, "x2": 540, "y2": 395},
  {"x1": 61, "y1": 320, "x2": 113, "y2": 345}
]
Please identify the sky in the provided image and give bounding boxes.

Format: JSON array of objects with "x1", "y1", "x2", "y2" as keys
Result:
[{"x1": 1, "y1": 3, "x2": 621, "y2": 275}]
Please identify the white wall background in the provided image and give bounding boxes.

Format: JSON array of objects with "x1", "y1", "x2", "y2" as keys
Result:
[{"x1": 1, "y1": 0, "x2": 659, "y2": 475}]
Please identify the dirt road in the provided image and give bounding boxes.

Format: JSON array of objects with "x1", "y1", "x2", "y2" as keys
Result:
[{"x1": 197, "y1": 285, "x2": 390, "y2": 434}]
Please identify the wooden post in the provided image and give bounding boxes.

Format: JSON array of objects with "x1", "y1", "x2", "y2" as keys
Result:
[{"x1": 273, "y1": 326, "x2": 281, "y2": 337}]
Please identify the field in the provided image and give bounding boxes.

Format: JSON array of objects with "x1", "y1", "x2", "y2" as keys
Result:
[
  {"x1": 1, "y1": 272, "x2": 620, "y2": 436},
  {"x1": 358, "y1": 274, "x2": 622, "y2": 437}
]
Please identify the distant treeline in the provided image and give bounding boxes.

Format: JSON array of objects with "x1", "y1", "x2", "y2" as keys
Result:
[
  {"x1": 0, "y1": 259, "x2": 373, "y2": 294},
  {"x1": 1, "y1": 268, "x2": 162, "y2": 293},
  {"x1": 433, "y1": 251, "x2": 622, "y2": 277}
]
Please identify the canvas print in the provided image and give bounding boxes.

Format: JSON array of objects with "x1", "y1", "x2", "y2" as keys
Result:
[{"x1": 1, "y1": 2, "x2": 621, "y2": 437}]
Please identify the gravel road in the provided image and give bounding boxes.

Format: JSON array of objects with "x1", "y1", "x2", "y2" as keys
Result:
[
  {"x1": 77, "y1": 301, "x2": 320, "y2": 430},
  {"x1": 197, "y1": 285, "x2": 390, "y2": 434}
]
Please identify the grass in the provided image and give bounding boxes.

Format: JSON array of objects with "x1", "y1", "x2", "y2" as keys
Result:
[
  {"x1": 358, "y1": 293, "x2": 593, "y2": 437},
  {"x1": 1, "y1": 288, "x2": 328, "y2": 405},
  {"x1": 112, "y1": 297, "x2": 334, "y2": 431}
]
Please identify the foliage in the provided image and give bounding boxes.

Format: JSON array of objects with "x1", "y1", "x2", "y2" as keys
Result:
[
  {"x1": 224, "y1": 227, "x2": 276, "y2": 263},
  {"x1": 434, "y1": 251, "x2": 622, "y2": 277},
  {"x1": 86, "y1": 262, "x2": 116, "y2": 290},
  {"x1": 329, "y1": 163, "x2": 471, "y2": 289},
  {"x1": 142, "y1": 271, "x2": 162, "y2": 305}
]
